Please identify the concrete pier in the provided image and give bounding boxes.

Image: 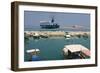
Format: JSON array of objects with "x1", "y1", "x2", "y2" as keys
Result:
[{"x1": 24, "y1": 31, "x2": 90, "y2": 38}]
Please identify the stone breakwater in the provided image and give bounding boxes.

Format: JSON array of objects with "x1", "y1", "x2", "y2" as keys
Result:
[{"x1": 24, "y1": 31, "x2": 90, "y2": 37}]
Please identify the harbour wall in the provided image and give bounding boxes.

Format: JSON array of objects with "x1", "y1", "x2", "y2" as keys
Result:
[{"x1": 24, "y1": 31, "x2": 90, "y2": 37}]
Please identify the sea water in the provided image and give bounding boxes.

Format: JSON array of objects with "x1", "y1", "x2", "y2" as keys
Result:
[{"x1": 24, "y1": 37, "x2": 90, "y2": 61}]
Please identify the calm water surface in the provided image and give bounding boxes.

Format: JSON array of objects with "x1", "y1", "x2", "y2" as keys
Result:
[{"x1": 24, "y1": 37, "x2": 90, "y2": 61}]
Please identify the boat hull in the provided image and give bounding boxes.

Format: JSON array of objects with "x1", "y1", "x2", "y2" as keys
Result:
[{"x1": 40, "y1": 25, "x2": 59, "y2": 29}]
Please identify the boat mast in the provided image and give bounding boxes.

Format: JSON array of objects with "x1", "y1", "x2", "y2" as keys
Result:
[{"x1": 51, "y1": 16, "x2": 54, "y2": 24}]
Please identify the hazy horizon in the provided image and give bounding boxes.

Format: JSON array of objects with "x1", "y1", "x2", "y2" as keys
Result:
[{"x1": 24, "y1": 11, "x2": 90, "y2": 31}]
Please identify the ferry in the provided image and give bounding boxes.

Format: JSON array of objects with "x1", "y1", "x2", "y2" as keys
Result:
[{"x1": 40, "y1": 16, "x2": 60, "y2": 29}]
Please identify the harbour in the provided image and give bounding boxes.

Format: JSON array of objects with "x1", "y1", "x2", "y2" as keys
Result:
[
  {"x1": 24, "y1": 31, "x2": 90, "y2": 61},
  {"x1": 24, "y1": 11, "x2": 90, "y2": 61}
]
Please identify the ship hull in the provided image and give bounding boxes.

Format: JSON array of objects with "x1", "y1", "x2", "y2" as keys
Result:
[{"x1": 40, "y1": 25, "x2": 59, "y2": 29}]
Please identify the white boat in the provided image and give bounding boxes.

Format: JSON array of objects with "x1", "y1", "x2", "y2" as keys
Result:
[
  {"x1": 33, "y1": 32, "x2": 40, "y2": 39},
  {"x1": 26, "y1": 49, "x2": 40, "y2": 55},
  {"x1": 63, "y1": 44, "x2": 90, "y2": 59},
  {"x1": 65, "y1": 34, "x2": 71, "y2": 39}
]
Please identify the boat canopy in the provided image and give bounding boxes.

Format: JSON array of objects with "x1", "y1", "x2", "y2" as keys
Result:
[{"x1": 26, "y1": 49, "x2": 40, "y2": 53}]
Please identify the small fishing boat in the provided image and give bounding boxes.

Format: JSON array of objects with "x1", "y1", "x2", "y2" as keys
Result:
[
  {"x1": 26, "y1": 48, "x2": 40, "y2": 55},
  {"x1": 33, "y1": 32, "x2": 40, "y2": 39},
  {"x1": 63, "y1": 44, "x2": 90, "y2": 59},
  {"x1": 65, "y1": 34, "x2": 71, "y2": 39},
  {"x1": 26, "y1": 49, "x2": 41, "y2": 61}
]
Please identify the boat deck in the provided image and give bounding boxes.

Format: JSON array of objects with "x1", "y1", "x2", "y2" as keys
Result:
[{"x1": 63, "y1": 44, "x2": 90, "y2": 59}]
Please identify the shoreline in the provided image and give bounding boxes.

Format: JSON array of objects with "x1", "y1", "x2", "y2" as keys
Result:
[{"x1": 24, "y1": 31, "x2": 90, "y2": 37}]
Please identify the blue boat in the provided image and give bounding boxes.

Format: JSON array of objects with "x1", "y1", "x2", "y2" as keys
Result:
[
  {"x1": 40, "y1": 16, "x2": 60, "y2": 29},
  {"x1": 32, "y1": 55, "x2": 41, "y2": 61}
]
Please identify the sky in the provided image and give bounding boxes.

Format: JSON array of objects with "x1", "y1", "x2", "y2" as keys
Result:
[{"x1": 24, "y1": 11, "x2": 90, "y2": 30}]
